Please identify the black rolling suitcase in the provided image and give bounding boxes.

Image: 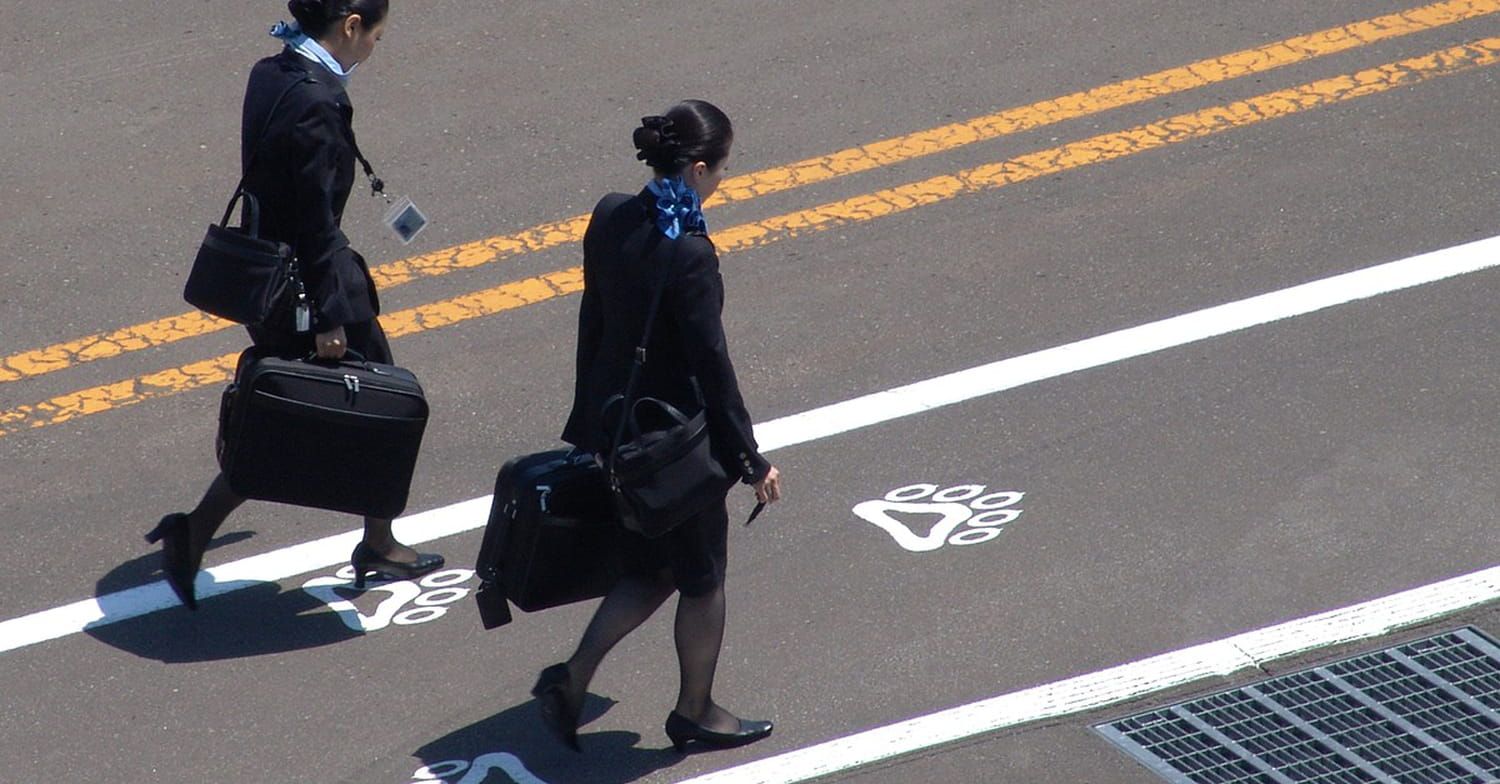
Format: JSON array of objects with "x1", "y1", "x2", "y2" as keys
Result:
[
  {"x1": 217, "y1": 347, "x2": 429, "y2": 519},
  {"x1": 475, "y1": 449, "x2": 620, "y2": 629}
]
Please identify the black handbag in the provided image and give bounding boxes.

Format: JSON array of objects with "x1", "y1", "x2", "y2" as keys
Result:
[
  {"x1": 602, "y1": 236, "x2": 734, "y2": 538},
  {"x1": 183, "y1": 77, "x2": 311, "y2": 328}
]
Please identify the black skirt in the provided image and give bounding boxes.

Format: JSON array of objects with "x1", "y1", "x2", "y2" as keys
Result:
[{"x1": 618, "y1": 498, "x2": 730, "y2": 597}]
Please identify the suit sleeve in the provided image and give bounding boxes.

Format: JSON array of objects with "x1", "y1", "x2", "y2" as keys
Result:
[
  {"x1": 561, "y1": 245, "x2": 604, "y2": 448},
  {"x1": 666, "y1": 239, "x2": 772, "y2": 484},
  {"x1": 288, "y1": 96, "x2": 373, "y2": 330}
]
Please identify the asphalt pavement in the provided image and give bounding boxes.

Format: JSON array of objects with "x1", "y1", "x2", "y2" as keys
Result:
[{"x1": 2, "y1": 2, "x2": 1498, "y2": 782}]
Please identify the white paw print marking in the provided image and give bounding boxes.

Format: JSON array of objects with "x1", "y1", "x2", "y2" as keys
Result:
[
  {"x1": 853, "y1": 483, "x2": 1024, "y2": 553},
  {"x1": 301, "y1": 568, "x2": 475, "y2": 632},
  {"x1": 409, "y1": 753, "x2": 547, "y2": 784}
]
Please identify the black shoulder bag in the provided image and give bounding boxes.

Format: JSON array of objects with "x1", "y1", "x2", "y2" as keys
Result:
[
  {"x1": 183, "y1": 77, "x2": 312, "y2": 328},
  {"x1": 602, "y1": 233, "x2": 735, "y2": 538}
]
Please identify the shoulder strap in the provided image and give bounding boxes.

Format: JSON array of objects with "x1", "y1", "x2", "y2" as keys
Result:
[
  {"x1": 633, "y1": 232, "x2": 687, "y2": 368},
  {"x1": 606, "y1": 230, "x2": 691, "y2": 464},
  {"x1": 244, "y1": 76, "x2": 312, "y2": 178},
  {"x1": 221, "y1": 76, "x2": 312, "y2": 226}
]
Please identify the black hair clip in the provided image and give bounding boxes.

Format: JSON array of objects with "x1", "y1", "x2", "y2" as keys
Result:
[
  {"x1": 642, "y1": 116, "x2": 678, "y2": 145},
  {"x1": 641, "y1": 115, "x2": 674, "y2": 132},
  {"x1": 635, "y1": 116, "x2": 681, "y2": 164}
]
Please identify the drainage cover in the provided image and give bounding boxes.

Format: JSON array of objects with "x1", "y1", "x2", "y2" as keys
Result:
[{"x1": 1096, "y1": 627, "x2": 1500, "y2": 783}]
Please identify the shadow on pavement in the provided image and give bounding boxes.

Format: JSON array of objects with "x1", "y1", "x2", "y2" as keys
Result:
[
  {"x1": 413, "y1": 695, "x2": 683, "y2": 784},
  {"x1": 86, "y1": 531, "x2": 363, "y2": 662}
]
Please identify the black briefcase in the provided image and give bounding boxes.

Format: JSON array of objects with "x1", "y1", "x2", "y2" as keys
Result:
[
  {"x1": 217, "y1": 348, "x2": 429, "y2": 519},
  {"x1": 475, "y1": 449, "x2": 620, "y2": 629}
]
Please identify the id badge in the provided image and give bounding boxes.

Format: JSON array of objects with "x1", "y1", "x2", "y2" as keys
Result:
[{"x1": 383, "y1": 196, "x2": 429, "y2": 244}]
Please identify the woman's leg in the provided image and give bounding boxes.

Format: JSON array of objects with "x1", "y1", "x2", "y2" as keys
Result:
[
  {"x1": 184, "y1": 472, "x2": 245, "y2": 563},
  {"x1": 672, "y1": 583, "x2": 741, "y2": 732},
  {"x1": 566, "y1": 570, "x2": 676, "y2": 690},
  {"x1": 146, "y1": 472, "x2": 244, "y2": 609},
  {"x1": 341, "y1": 321, "x2": 444, "y2": 573},
  {"x1": 664, "y1": 499, "x2": 749, "y2": 732},
  {"x1": 533, "y1": 571, "x2": 673, "y2": 750},
  {"x1": 361, "y1": 517, "x2": 423, "y2": 563},
  {"x1": 187, "y1": 484, "x2": 436, "y2": 565},
  {"x1": 351, "y1": 517, "x2": 445, "y2": 588}
]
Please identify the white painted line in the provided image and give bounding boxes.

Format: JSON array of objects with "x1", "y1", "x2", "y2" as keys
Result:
[
  {"x1": 754, "y1": 234, "x2": 1500, "y2": 450},
  {"x1": 2, "y1": 497, "x2": 494, "y2": 653},
  {"x1": 677, "y1": 565, "x2": 1500, "y2": 784},
  {"x1": 1, "y1": 234, "x2": 1497, "y2": 656}
]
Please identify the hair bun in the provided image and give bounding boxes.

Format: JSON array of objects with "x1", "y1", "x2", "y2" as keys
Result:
[
  {"x1": 633, "y1": 116, "x2": 679, "y2": 166},
  {"x1": 288, "y1": 0, "x2": 331, "y2": 25}
]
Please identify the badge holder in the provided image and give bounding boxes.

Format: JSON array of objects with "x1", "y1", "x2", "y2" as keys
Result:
[
  {"x1": 360, "y1": 157, "x2": 429, "y2": 245},
  {"x1": 383, "y1": 196, "x2": 430, "y2": 245}
]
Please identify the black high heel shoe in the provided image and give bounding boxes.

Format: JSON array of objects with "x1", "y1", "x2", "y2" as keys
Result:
[
  {"x1": 531, "y1": 663, "x2": 583, "y2": 752},
  {"x1": 665, "y1": 711, "x2": 774, "y2": 754},
  {"x1": 144, "y1": 513, "x2": 198, "y2": 611},
  {"x1": 349, "y1": 542, "x2": 444, "y2": 589}
]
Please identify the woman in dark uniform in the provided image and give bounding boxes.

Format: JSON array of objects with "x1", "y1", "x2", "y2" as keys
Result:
[
  {"x1": 146, "y1": 0, "x2": 442, "y2": 610},
  {"x1": 535, "y1": 100, "x2": 784, "y2": 754}
]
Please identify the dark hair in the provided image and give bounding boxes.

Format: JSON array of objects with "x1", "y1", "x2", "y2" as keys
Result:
[
  {"x1": 633, "y1": 100, "x2": 733, "y2": 175},
  {"x1": 288, "y1": 0, "x2": 389, "y2": 38}
]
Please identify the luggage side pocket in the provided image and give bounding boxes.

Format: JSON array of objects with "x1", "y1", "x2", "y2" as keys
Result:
[
  {"x1": 216, "y1": 381, "x2": 237, "y2": 468},
  {"x1": 249, "y1": 390, "x2": 427, "y2": 429}
]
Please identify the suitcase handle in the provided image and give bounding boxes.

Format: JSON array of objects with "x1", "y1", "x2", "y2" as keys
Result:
[{"x1": 301, "y1": 348, "x2": 370, "y2": 367}]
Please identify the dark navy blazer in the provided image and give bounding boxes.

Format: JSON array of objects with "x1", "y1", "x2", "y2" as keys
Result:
[
  {"x1": 240, "y1": 49, "x2": 378, "y2": 332},
  {"x1": 562, "y1": 191, "x2": 771, "y2": 485}
]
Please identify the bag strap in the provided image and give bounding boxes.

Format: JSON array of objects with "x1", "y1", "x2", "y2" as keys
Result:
[
  {"x1": 605, "y1": 227, "x2": 681, "y2": 477},
  {"x1": 222, "y1": 74, "x2": 387, "y2": 222},
  {"x1": 221, "y1": 76, "x2": 315, "y2": 227},
  {"x1": 601, "y1": 223, "x2": 764, "y2": 523}
]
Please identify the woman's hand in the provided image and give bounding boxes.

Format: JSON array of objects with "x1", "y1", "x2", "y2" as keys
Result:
[
  {"x1": 754, "y1": 466, "x2": 782, "y2": 505},
  {"x1": 314, "y1": 325, "x2": 348, "y2": 359}
]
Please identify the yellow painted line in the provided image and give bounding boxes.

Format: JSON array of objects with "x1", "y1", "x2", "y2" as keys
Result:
[
  {"x1": 0, "y1": 272, "x2": 587, "y2": 436},
  {"x1": 2, "y1": 0, "x2": 1493, "y2": 387},
  {"x1": 709, "y1": 0, "x2": 1500, "y2": 204},
  {"x1": 3, "y1": 37, "x2": 1496, "y2": 440}
]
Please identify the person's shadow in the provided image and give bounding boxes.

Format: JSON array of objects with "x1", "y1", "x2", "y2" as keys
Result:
[
  {"x1": 87, "y1": 531, "x2": 365, "y2": 662},
  {"x1": 411, "y1": 695, "x2": 683, "y2": 784}
]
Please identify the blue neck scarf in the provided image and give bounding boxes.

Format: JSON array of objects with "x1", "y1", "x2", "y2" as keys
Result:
[
  {"x1": 270, "y1": 21, "x2": 356, "y2": 85},
  {"x1": 645, "y1": 177, "x2": 707, "y2": 239}
]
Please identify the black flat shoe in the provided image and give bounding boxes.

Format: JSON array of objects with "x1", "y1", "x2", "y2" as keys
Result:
[
  {"x1": 349, "y1": 542, "x2": 444, "y2": 589},
  {"x1": 531, "y1": 663, "x2": 583, "y2": 753},
  {"x1": 145, "y1": 513, "x2": 198, "y2": 611},
  {"x1": 665, "y1": 711, "x2": 773, "y2": 754}
]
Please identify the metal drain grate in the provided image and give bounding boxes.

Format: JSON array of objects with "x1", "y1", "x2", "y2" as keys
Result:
[{"x1": 1096, "y1": 628, "x2": 1500, "y2": 783}]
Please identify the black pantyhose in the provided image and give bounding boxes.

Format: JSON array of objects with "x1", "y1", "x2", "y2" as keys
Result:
[
  {"x1": 183, "y1": 472, "x2": 420, "y2": 564},
  {"x1": 563, "y1": 572, "x2": 743, "y2": 734}
]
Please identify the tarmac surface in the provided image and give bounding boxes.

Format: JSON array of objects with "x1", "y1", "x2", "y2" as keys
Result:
[{"x1": 2, "y1": 2, "x2": 1499, "y2": 782}]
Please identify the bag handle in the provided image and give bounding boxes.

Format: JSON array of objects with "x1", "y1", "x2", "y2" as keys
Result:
[
  {"x1": 219, "y1": 189, "x2": 264, "y2": 236},
  {"x1": 301, "y1": 347, "x2": 369, "y2": 366},
  {"x1": 602, "y1": 394, "x2": 693, "y2": 441}
]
